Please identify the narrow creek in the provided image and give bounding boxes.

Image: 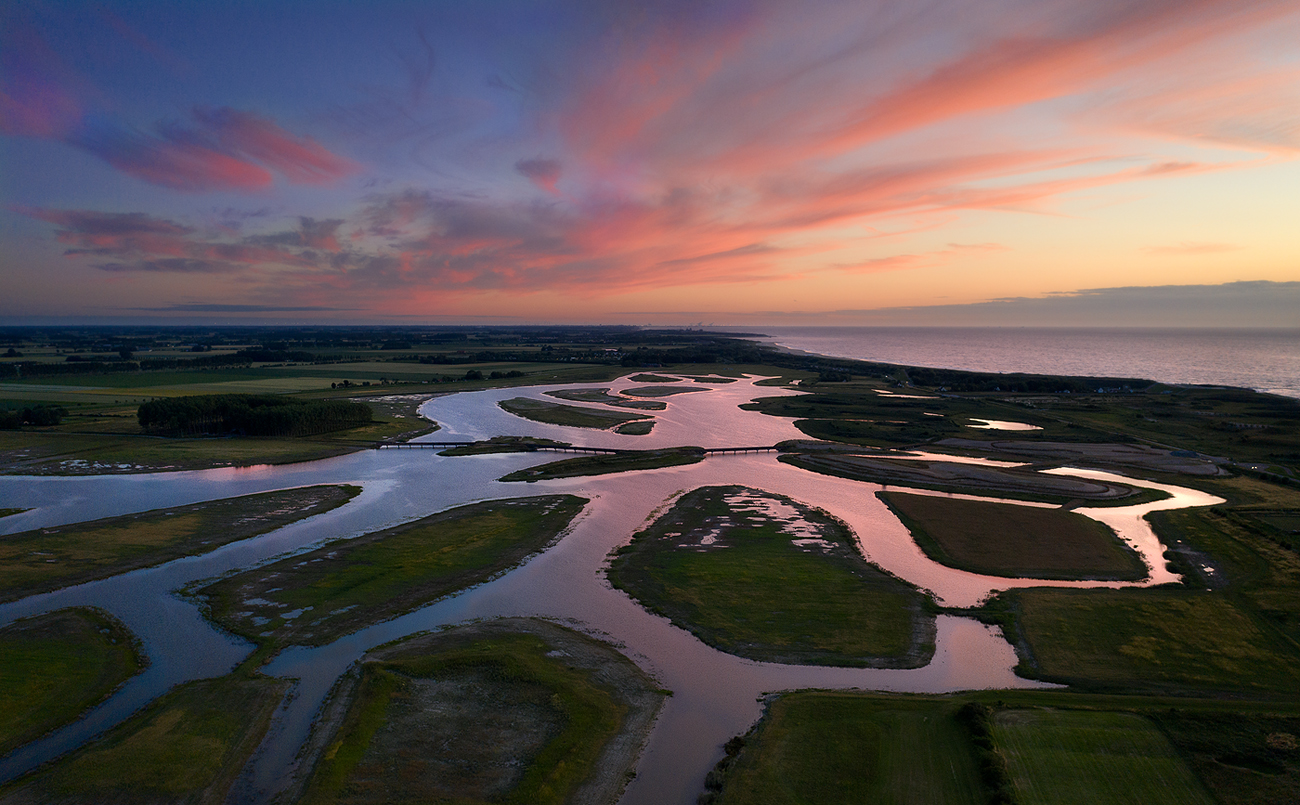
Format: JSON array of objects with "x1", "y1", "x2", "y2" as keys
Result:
[{"x1": 0, "y1": 375, "x2": 1223, "y2": 802}]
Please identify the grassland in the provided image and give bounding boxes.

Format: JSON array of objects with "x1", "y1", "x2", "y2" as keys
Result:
[
  {"x1": 0, "y1": 675, "x2": 288, "y2": 805},
  {"x1": 992, "y1": 709, "x2": 1215, "y2": 805},
  {"x1": 780, "y1": 450, "x2": 1164, "y2": 505},
  {"x1": 608, "y1": 486, "x2": 934, "y2": 667},
  {"x1": 708, "y1": 692, "x2": 984, "y2": 805},
  {"x1": 1003, "y1": 587, "x2": 1300, "y2": 695},
  {"x1": 296, "y1": 619, "x2": 664, "y2": 805},
  {"x1": 0, "y1": 509, "x2": 23, "y2": 519},
  {"x1": 879, "y1": 491, "x2": 1147, "y2": 580},
  {"x1": 201, "y1": 495, "x2": 587, "y2": 647},
  {"x1": 499, "y1": 447, "x2": 704, "y2": 482},
  {"x1": 0, "y1": 608, "x2": 144, "y2": 757},
  {"x1": 614, "y1": 419, "x2": 655, "y2": 434},
  {"x1": 709, "y1": 689, "x2": 1300, "y2": 805},
  {"x1": 498, "y1": 397, "x2": 652, "y2": 429},
  {"x1": 0, "y1": 485, "x2": 359, "y2": 603}
]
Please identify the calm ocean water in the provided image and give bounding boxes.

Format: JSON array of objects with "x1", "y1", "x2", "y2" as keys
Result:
[{"x1": 742, "y1": 327, "x2": 1300, "y2": 400}]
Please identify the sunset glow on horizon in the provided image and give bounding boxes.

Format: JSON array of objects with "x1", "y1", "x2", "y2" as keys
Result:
[{"x1": 3, "y1": 0, "x2": 1298, "y2": 326}]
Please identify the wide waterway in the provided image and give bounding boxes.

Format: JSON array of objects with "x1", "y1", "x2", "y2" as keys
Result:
[{"x1": 0, "y1": 373, "x2": 1223, "y2": 803}]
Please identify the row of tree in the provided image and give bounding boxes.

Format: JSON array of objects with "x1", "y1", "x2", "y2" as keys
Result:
[
  {"x1": 137, "y1": 394, "x2": 372, "y2": 437},
  {"x1": 0, "y1": 404, "x2": 68, "y2": 429}
]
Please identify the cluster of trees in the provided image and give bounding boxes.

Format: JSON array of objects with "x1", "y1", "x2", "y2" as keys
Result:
[
  {"x1": 0, "y1": 404, "x2": 68, "y2": 429},
  {"x1": 137, "y1": 395, "x2": 372, "y2": 437}
]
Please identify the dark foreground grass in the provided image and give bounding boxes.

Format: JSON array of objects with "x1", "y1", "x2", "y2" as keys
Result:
[
  {"x1": 880, "y1": 491, "x2": 1146, "y2": 580},
  {"x1": 709, "y1": 692, "x2": 986, "y2": 805},
  {"x1": 299, "y1": 621, "x2": 662, "y2": 805},
  {"x1": 201, "y1": 495, "x2": 587, "y2": 647},
  {"x1": 498, "y1": 396, "x2": 650, "y2": 429},
  {"x1": 992, "y1": 709, "x2": 1215, "y2": 805},
  {"x1": 500, "y1": 447, "x2": 704, "y2": 482},
  {"x1": 0, "y1": 675, "x2": 287, "y2": 805},
  {"x1": 608, "y1": 486, "x2": 934, "y2": 667},
  {"x1": 708, "y1": 690, "x2": 1300, "y2": 805},
  {"x1": 0, "y1": 608, "x2": 144, "y2": 757},
  {"x1": 0, "y1": 484, "x2": 359, "y2": 603},
  {"x1": 1006, "y1": 587, "x2": 1300, "y2": 695}
]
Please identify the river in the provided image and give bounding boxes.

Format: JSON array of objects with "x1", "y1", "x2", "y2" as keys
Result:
[{"x1": 0, "y1": 373, "x2": 1222, "y2": 803}]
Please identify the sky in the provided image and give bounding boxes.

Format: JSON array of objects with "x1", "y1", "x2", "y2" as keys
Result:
[{"x1": 2, "y1": 0, "x2": 1298, "y2": 327}]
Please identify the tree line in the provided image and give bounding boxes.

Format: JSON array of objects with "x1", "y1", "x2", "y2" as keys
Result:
[{"x1": 137, "y1": 394, "x2": 372, "y2": 437}]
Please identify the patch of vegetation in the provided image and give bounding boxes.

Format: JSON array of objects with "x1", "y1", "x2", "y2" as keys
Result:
[
  {"x1": 993, "y1": 708, "x2": 1214, "y2": 805},
  {"x1": 498, "y1": 397, "x2": 651, "y2": 429},
  {"x1": 879, "y1": 491, "x2": 1146, "y2": 580},
  {"x1": 201, "y1": 495, "x2": 587, "y2": 647},
  {"x1": 1002, "y1": 587, "x2": 1300, "y2": 695},
  {"x1": 500, "y1": 447, "x2": 704, "y2": 482},
  {"x1": 608, "y1": 486, "x2": 934, "y2": 667},
  {"x1": 437, "y1": 435, "x2": 570, "y2": 455},
  {"x1": 630, "y1": 374, "x2": 680, "y2": 383},
  {"x1": 0, "y1": 509, "x2": 24, "y2": 519},
  {"x1": 706, "y1": 692, "x2": 985, "y2": 805},
  {"x1": 0, "y1": 485, "x2": 360, "y2": 603},
  {"x1": 298, "y1": 620, "x2": 664, "y2": 805},
  {"x1": 0, "y1": 675, "x2": 287, "y2": 804},
  {"x1": 621, "y1": 385, "x2": 708, "y2": 397},
  {"x1": 614, "y1": 419, "x2": 655, "y2": 435},
  {"x1": 1152, "y1": 709, "x2": 1300, "y2": 805},
  {"x1": 782, "y1": 452, "x2": 1159, "y2": 505},
  {"x1": 0, "y1": 608, "x2": 144, "y2": 757},
  {"x1": 707, "y1": 689, "x2": 1300, "y2": 805}
]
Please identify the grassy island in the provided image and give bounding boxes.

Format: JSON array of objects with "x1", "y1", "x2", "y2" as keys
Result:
[
  {"x1": 295, "y1": 619, "x2": 665, "y2": 805},
  {"x1": 879, "y1": 491, "x2": 1147, "y2": 580},
  {"x1": 608, "y1": 486, "x2": 934, "y2": 667},
  {"x1": 500, "y1": 447, "x2": 705, "y2": 482},
  {"x1": 0, "y1": 484, "x2": 360, "y2": 603},
  {"x1": 201, "y1": 495, "x2": 587, "y2": 647},
  {"x1": 498, "y1": 396, "x2": 652, "y2": 429},
  {"x1": 0, "y1": 608, "x2": 144, "y2": 757}
]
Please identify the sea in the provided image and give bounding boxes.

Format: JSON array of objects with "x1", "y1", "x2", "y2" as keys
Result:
[{"x1": 739, "y1": 327, "x2": 1300, "y2": 400}]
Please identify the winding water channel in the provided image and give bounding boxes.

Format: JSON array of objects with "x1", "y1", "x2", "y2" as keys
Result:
[{"x1": 0, "y1": 374, "x2": 1223, "y2": 803}]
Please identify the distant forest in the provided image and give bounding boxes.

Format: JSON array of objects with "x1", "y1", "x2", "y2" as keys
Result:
[{"x1": 137, "y1": 394, "x2": 371, "y2": 437}]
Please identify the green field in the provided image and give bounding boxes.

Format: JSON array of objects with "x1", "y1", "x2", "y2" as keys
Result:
[
  {"x1": 498, "y1": 396, "x2": 651, "y2": 429},
  {"x1": 879, "y1": 491, "x2": 1146, "y2": 580},
  {"x1": 0, "y1": 485, "x2": 359, "y2": 602},
  {"x1": 299, "y1": 621, "x2": 662, "y2": 805},
  {"x1": 992, "y1": 709, "x2": 1214, "y2": 805},
  {"x1": 202, "y1": 495, "x2": 587, "y2": 646},
  {"x1": 499, "y1": 447, "x2": 704, "y2": 482},
  {"x1": 710, "y1": 692, "x2": 984, "y2": 805},
  {"x1": 0, "y1": 609, "x2": 144, "y2": 757},
  {"x1": 1007, "y1": 587, "x2": 1300, "y2": 695},
  {"x1": 608, "y1": 486, "x2": 933, "y2": 666},
  {"x1": 0, "y1": 675, "x2": 287, "y2": 804}
]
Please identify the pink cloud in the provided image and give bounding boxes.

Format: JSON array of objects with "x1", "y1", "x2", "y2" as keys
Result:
[{"x1": 192, "y1": 107, "x2": 358, "y2": 185}]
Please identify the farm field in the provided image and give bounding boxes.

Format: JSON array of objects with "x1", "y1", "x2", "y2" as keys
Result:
[
  {"x1": 1006, "y1": 587, "x2": 1300, "y2": 695},
  {"x1": 992, "y1": 709, "x2": 1214, "y2": 805}
]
